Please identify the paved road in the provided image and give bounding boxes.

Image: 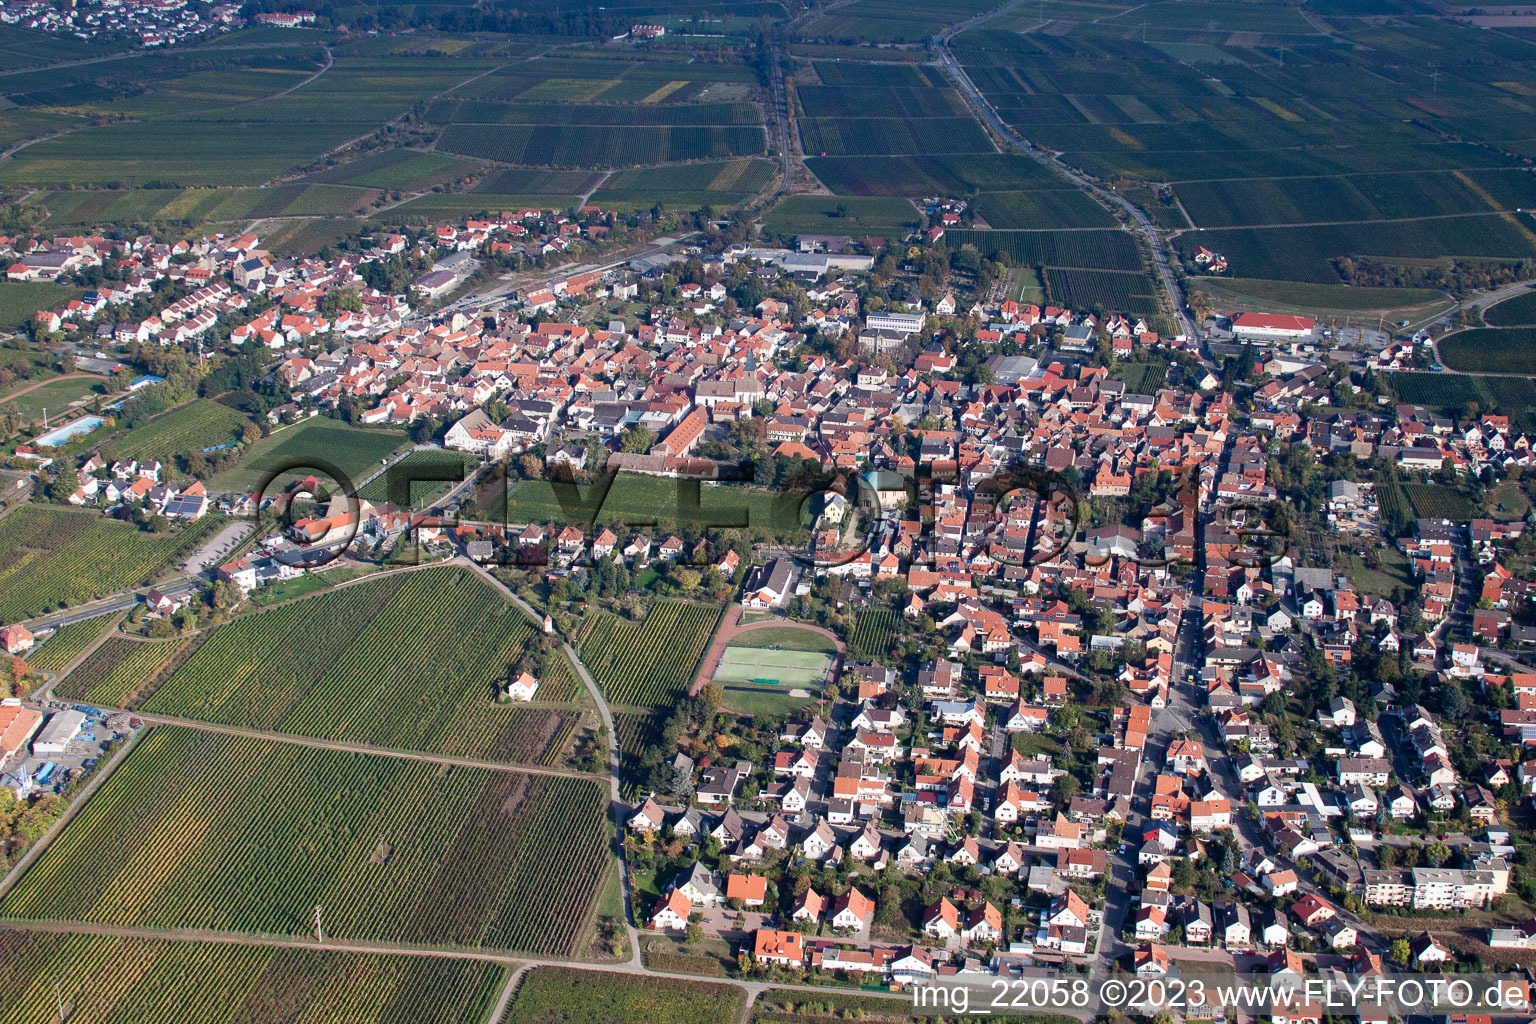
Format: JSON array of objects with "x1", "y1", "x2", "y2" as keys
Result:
[{"x1": 1428, "y1": 281, "x2": 1536, "y2": 371}]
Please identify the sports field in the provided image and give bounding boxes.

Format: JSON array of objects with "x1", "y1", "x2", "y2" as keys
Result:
[{"x1": 712, "y1": 646, "x2": 831, "y2": 687}]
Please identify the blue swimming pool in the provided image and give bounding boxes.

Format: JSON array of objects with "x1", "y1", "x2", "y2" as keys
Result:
[{"x1": 35, "y1": 415, "x2": 104, "y2": 447}]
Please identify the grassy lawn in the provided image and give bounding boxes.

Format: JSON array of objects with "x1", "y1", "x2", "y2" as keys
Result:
[
  {"x1": 726, "y1": 625, "x2": 839, "y2": 652},
  {"x1": 0, "y1": 376, "x2": 108, "y2": 425},
  {"x1": 208, "y1": 417, "x2": 409, "y2": 495},
  {"x1": 0, "y1": 282, "x2": 83, "y2": 330},
  {"x1": 248, "y1": 571, "x2": 332, "y2": 606},
  {"x1": 1335, "y1": 547, "x2": 1414, "y2": 599},
  {"x1": 719, "y1": 685, "x2": 819, "y2": 717},
  {"x1": 1489, "y1": 480, "x2": 1532, "y2": 519}
]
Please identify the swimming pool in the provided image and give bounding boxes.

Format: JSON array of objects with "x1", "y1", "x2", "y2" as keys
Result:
[{"x1": 35, "y1": 415, "x2": 104, "y2": 447}]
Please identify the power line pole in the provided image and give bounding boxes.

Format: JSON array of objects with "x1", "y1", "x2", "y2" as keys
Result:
[
  {"x1": 55, "y1": 980, "x2": 65, "y2": 1024},
  {"x1": 315, "y1": 904, "x2": 324, "y2": 943}
]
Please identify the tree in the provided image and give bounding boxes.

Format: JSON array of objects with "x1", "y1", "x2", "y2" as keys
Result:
[
  {"x1": 1391, "y1": 938, "x2": 1412, "y2": 965},
  {"x1": 620, "y1": 425, "x2": 655, "y2": 453}
]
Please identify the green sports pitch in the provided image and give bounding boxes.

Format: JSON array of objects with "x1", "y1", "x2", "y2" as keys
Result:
[{"x1": 712, "y1": 647, "x2": 831, "y2": 688}]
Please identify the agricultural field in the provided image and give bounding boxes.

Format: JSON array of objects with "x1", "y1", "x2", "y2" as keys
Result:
[
  {"x1": 1176, "y1": 216, "x2": 1536, "y2": 284},
  {"x1": 943, "y1": 228, "x2": 1143, "y2": 270},
  {"x1": 974, "y1": 189, "x2": 1116, "y2": 229},
  {"x1": 102, "y1": 400, "x2": 251, "y2": 463},
  {"x1": 1401, "y1": 483, "x2": 1478, "y2": 522},
  {"x1": 576, "y1": 600, "x2": 721, "y2": 707},
  {"x1": 1483, "y1": 290, "x2": 1536, "y2": 327},
  {"x1": 1112, "y1": 361, "x2": 1168, "y2": 393},
  {"x1": 54, "y1": 637, "x2": 188, "y2": 707},
  {"x1": 761, "y1": 195, "x2": 921, "y2": 238},
  {"x1": 0, "y1": 726, "x2": 610, "y2": 955},
  {"x1": 0, "y1": 931, "x2": 508, "y2": 1024},
  {"x1": 357, "y1": 449, "x2": 472, "y2": 508},
  {"x1": 0, "y1": 506, "x2": 220, "y2": 621},
  {"x1": 591, "y1": 158, "x2": 777, "y2": 210},
  {"x1": 1188, "y1": 278, "x2": 1449, "y2": 317},
  {"x1": 436, "y1": 124, "x2": 765, "y2": 168},
  {"x1": 945, "y1": 0, "x2": 1536, "y2": 285},
  {"x1": 805, "y1": 152, "x2": 1060, "y2": 196},
  {"x1": 208, "y1": 417, "x2": 408, "y2": 495},
  {"x1": 33, "y1": 183, "x2": 373, "y2": 230},
  {"x1": 1438, "y1": 328, "x2": 1536, "y2": 375},
  {"x1": 140, "y1": 567, "x2": 583, "y2": 763},
  {"x1": 24, "y1": 614, "x2": 116, "y2": 675},
  {"x1": 500, "y1": 968, "x2": 743, "y2": 1024},
  {"x1": 1173, "y1": 171, "x2": 1534, "y2": 229},
  {"x1": 304, "y1": 148, "x2": 481, "y2": 191},
  {"x1": 1388, "y1": 372, "x2": 1486, "y2": 411},
  {"x1": 470, "y1": 167, "x2": 604, "y2": 195},
  {"x1": 0, "y1": 281, "x2": 81, "y2": 330},
  {"x1": 613, "y1": 709, "x2": 663, "y2": 799},
  {"x1": 846, "y1": 605, "x2": 902, "y2": 661},
  {"x1": 1044, "y1": 267, "x2": 1161, "y2": 317},
  {"x1": 799, "y1": 116, "x2": 991, "y2": 157}
]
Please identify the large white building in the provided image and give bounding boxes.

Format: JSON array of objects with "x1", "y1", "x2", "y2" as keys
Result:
[{"x1": 866, "y1": 311, "x2": 926, "y2": 336}]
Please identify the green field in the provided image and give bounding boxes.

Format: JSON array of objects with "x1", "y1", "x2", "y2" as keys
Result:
[
  {"x1": 1438, "y1": 328, "x2": 1536, "y2": 375},
  {"x1": 0, "y1": 931, "x2": 507, "y2": 1024},
  {"x1": 1112, "y1": 361, "x2": 1168, "y2": 393},
  {"x1": 1483, "y1": 290, "x2": 1536, "y2": 327},
  {"x1": 1176, "y1": 215, "x2": 1536, "y2": 284},
  {"x1": 0, "y1": 506, "x2": 219, "y2": 620},
  {"x1": 1400, "y1": 483, "x2": 1478, "y2": 521},
  {"x1": 974, "y1": 189, "x2": 1116, "y2": 229},
  {"x1": 437, "y1": 123, "x2": 765, "y2": 167},
  {"x1": 305, "y1": 148, "x2": 481, "y2": 190},
  {"x1": 577, "y1": 600, "x2": 720, "y2": 707},
  {"x1": 805, "y1": 152, "x2": 1061, "y2": 196},
  {"x1": 799, "y1": 116, "x2": 992, "y2": 156},
  {"x1": 0, "y1": 376, "x2": 107, "y2": 426},
  {"x1": 725, "y1": 625, "x2": 839, "y2": 653},
  {"x1": 1189, "y1": 277, "x2": 1449, "y2": 315},
  {"x1": 501, "y1": 968, "x2": 743, "y2": 1024},
  {"x1": 0, "y1": 726, "x2": 609, "y2": 955},
  {"x1": 24, "y1": 613, "x2": 116, "y2": 674},
  {"x1": 761, "y1": 194, "x2": 921, "y2": 237},
  {"x1": 1045, "y1": 267, "x2": 1161, "y2": 316},
  {"x1": 712, "y1": 646, "x2": 831, "y2": 687},
  {"x1": 103, "y1": 400, "x2": 251, "y2": 463},
  {"x1": 209, "y1": 418, "x2": 408, "y2": 495},
  {"x1": 140, "y1": 566, "x2": 582, "y2": 764},
  {"x1": 943, "y1": 228, "x2": 1143, "y2": 270},
  {"x1": 54, "y1": 636, "x2": 187, "y2": 707},
  {"x1": 34, "y1": 184, "x2": 372, "y2": 229},
  {"x1": 0, "y1": 281, "x2": 81, "y2": 329}
]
